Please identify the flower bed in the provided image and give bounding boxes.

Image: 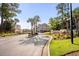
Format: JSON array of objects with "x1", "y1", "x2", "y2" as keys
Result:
[{"x1": 52, "y1": 30, "x2": 70, "y2": 40}]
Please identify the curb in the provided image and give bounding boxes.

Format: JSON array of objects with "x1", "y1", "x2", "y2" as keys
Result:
[
  {"x1": 48, "y1": 36, "x2": 52, "y2": 56},
  {"x1": 41, "y1": 40, "x2": 49, "y2": 56},
  {"x1": 42, "y1": 35, "x2": 52, "y2": 56}
]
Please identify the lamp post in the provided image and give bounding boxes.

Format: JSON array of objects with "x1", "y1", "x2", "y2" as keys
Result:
[{"x1": 70, "y1": 3, "x2": 74, "y2": 44}]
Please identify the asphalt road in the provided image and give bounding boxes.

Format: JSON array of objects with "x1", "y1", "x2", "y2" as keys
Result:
[{"x1": 0, "y1": 34, "x2": 49, "y2": 56}]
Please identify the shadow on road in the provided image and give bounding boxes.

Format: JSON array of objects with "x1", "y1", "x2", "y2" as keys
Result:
[{"x1": 19, "y1": 36, "x2": 48, "y2": 46}]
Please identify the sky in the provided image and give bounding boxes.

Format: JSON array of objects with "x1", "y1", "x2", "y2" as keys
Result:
[
  {"x1": 16, "y1": 3, "x2": 58, "y2": 29},
  {"x1": 1, "y1": 3, "x2": 79, "y2": 29}
]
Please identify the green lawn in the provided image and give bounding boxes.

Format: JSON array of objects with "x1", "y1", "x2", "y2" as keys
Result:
[{"x1": 50, "y1": 37, "x2": 79, "y2": 56}]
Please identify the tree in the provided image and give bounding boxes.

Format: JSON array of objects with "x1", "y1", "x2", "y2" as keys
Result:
[
  {"x1": 27, "y1": 15, "x2": 40, "y2": 35},
  {"x1": 49, "y1": 17, "x2": 61, "y2": 30},
  {"x1": 14, "y1": 18, "x2": 19, "y2": 24},
  {"x1": 33, "y1": 15, "x2": 40, "y2": 34},
  {"x1": 0, "y1": 3, "x2": 21, "y2": 33},
  {"x1": 56, "y1": 3, "x2": 70, "y2": 29},
  {"x1": 0, "y1": 3, "x2": 8, "y2": 32},
  {"x1": 13, "y1": 18, "x2": 19, "y2": 32},
  {"x1": 3, "y1": 21, "x2": 12, "y2": 33},
  {"x1": 27, "y1": 18, "x2": 34, "y2": 35},
  {"x1": 8, "y1": 18, "x2": 20, "y2": 33},
  {"x1": 73, "y1": 7, "x2": 79, "y2": 36},
  {"x1": 56, "y1": 3, "x2": 66, "y2": 20}
]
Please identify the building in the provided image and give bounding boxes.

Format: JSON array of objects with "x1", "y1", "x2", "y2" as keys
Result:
[
  {"x1": 22, "y1": 29, "x2": 31, "y2": 34},
  {"x1": 15, "y1": 25, "x2": 22, "y2": 33},
  {"x1": 37, "y1": 23, "x2": 50, "y2": 32}
]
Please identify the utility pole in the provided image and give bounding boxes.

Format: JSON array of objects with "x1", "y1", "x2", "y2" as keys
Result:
[{"x1": 70, "y1": 3, "x2": 74, "y2": 44}]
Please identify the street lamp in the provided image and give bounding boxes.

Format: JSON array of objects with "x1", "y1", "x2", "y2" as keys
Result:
[{"x1": 70, "y1": 3, "x2": 74, "y2": 44}]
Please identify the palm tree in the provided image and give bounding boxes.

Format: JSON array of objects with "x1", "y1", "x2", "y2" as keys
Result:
[
  {"x1": 27, "y1": 18, "x2": 34, "y2": 35},
  {"x1": 33, "y1": 15, "x2": 40, "y2": 34}
]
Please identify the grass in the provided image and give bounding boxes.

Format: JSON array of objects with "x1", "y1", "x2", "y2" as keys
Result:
[
  {"x1": 44, "y1": 32, "x2": 51, "y2": 35},
  {"x1": 0, "y1": 32, "x2": 17, "y2": 37},
  {"x1": 50, "y1": 37, "x2": 79, "y2": 56}
]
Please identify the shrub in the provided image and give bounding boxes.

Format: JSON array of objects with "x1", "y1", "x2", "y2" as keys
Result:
[
  {"x1": 51, "y1": 30, "x2": 71, "y2": 40},
  {"x1": 64, "y1": 35, "x2": 70, "y2": 39},
  {"x1": 52, "y1": 34, "x2": 60, "y2": 40}
]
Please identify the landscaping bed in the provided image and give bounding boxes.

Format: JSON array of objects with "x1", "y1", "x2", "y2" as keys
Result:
[
  {"x1": 44, "y1": 30, "x2": 71, "y2": 40},
  {"x1": 0, "y1": 32, "x2": 25, "y2": 37},
  {"x1": 50, "y1": 37, "x2": 79, "y2": 56},
  {"x1": 65, "y1": 50, "x2": 79, "y2": 56}
]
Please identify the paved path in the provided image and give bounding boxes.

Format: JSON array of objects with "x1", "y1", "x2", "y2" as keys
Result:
[{"x1": 0, "y1": 34, "x2": 49, "y2": 56}]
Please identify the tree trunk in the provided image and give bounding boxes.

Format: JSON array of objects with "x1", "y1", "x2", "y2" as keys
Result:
[
  {"x1": 36, "y1": 23, "x2": 38, "y2": 34},
  {"x1": 77, "y1": 20, "x2": 79, "y2": 36},
  {"x1": 75, "y1": 18, "x2": 79, "y2": 36},
  {"x1": 66, "y1": 20, "x2": 69, "y2": 31},
  {"x1": 1, "y1": 3, "x2": 4, "y2": 33},
  {"x1": 31, "y1": 24, "x2": 33, "y2": 36},
  {"x1": 33, "y1": 24, "x2": 35, "y2": 35},
  {"x1": 61, "y1": 7, "x2": 64, "y2": 29}
]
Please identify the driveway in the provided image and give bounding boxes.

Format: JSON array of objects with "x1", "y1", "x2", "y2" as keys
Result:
[{"x1": 0, "y1": 34, "x2": 49, "y2": 56}]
